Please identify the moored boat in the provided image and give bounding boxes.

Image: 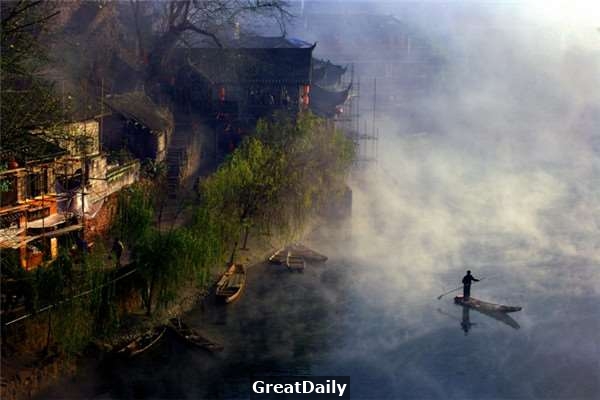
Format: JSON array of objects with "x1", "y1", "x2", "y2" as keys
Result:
[
  {"x1": 268, "y1": 248, "x2": 287, "y2": 264},
  {"x1": 288, "y1": 243, "x2": 328, "y2": 263},
  {"x1": 215, "y1": 264, "x2": 246, "y2": 303},
  {"x1": 168, "y1": 318, "x2": 224, "y2": 353},
  {"x1": 268, "y1": 243, "x2": 327, "y2": 265},
  {"x1": 454, "y1": 296, "x2": 522, "y2": 313},
  {"x1": 115, "y1": 326, "x2": 166, "y2": 357},
  {"x1": 286, "y1": 252, "x2": 305, "y2": 272}
]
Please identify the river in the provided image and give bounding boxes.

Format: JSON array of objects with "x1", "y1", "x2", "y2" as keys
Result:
[{"x1": 41, "y1": 201, "x2": 600, "y2": 399}]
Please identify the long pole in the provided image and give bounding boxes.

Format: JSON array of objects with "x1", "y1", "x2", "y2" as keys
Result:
[
  {"x1": 372, "y1": 77, "x2": 377, "y2": 161},
  {"x1": 100, "y1": 78, "x2": 104, "y2": 153},
  {"x1": 372, "y1": 77, "x2": 376, "y2": 137},
  {"x1": 41, "y1": 166, "x2": 47, "y2": 256},
  {"x1": 437, "y1": 277, "x2": 489, "y2": 300},
  {"x1": 81, "y1": 144, "x2": 86, "y2": 243},
  {"x1": 436, "y1": 286, "x2": 463, "y2": 300}
]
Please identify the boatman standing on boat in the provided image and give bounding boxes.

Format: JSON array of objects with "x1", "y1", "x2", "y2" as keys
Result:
[{"x1": 462, "y1": 270, "x2": 480, "y2": 300}]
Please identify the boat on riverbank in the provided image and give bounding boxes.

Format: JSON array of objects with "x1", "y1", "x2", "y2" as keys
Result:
[
  {"x1": 286, "y1": 252, "x2": 305, "y2": 272},
  {"x1": 289, "y1": 243, "x2": 328, "y2": 263},
  {"x1": 115, "y1": 326, "x2": 166, "y2": 357},
  {"x1": 268, "y1": 248, "x2": 287, "y2": 264},
  {"x1": 215, "y1": 264, "x2": 246, "y2": 303},
  {"x1": 454, "y1": 296, "x2": 522, "y2": 313},
  {"x1": 168, "y1": 318, "x2": 224, "y2": 353},
  {"x1": 269, "y1": 243, "x2": 327, "y2": 265}
]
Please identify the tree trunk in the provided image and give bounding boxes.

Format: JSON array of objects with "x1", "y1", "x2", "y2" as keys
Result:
[
  {"x1": 241, "y1": 226, "x2": 250, "y2": 250},
  {"x1": 228, "y1": 242, "x2": 238, "y2": 265},
  {"x1": 146, "y1": 276, "x2": 155, "y2": 316},
  {"x1": 45, "y1": 310, "x2": 52, "y2": 355}
]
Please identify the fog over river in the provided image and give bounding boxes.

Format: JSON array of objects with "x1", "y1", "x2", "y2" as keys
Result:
[{"x1": 42, "y1": 1, "x2": 599, "y2": 399}]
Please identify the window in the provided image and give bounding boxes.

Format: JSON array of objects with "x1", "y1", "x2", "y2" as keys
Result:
[
  {"x1": 1, "y1": 175, "x2": 18, "y2": 207},
  {"x1": 26, "y1": 171, "x2": 48, "y2": 198}
]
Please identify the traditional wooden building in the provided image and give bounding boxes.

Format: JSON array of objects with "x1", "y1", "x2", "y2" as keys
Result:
[
  {"x1": 104, "y1": 92, "x2": 174, "y2": 163},
  {"x1": 290, "y1": 10, "x2": 443, "y2": 123},
  {"x1": 175, "y1": 45, "x2": 315, "y2": 123},
  {"x1": 1, "y1": 116, "x2": 140, "y2": 269},
  {"x1": 0, "y1": 134, "x2": 74, "y2": 269}
]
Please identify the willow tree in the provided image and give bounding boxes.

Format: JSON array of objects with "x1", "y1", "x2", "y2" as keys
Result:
[
  {"x1": 256, "y1": 112, "x2": 355, "y2": 236},
  {"x1": 200, "y1": 137, "x2": 284, "y2": 250},
  {"x1": 114, "y1": 182, "x2": 212, "y2": 315},
  {"x1": 200, "y1": 112, "x2": 355, "y2": 250}
]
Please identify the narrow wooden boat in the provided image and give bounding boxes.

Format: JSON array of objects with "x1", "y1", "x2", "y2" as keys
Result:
[
  {"x1": 454, "y1": 296, "x2": 522, "y2": 313},
  {"x1": 268, "y1": 248, "x2": 287, "y2": 264},
  {"x1": 116, "y1": 326, "x2": 166, "y2": 357},
  {"x1": 168, "y1": 318, "x2": 224, "y2": 353},
  {"x1": 286, "y1": 252, "x2": 305, "y2": 272},
  {"x1": 215, "y1": 264, "x2": 246, "y2": 303},
  {"x1": 268, "y1": 243, "x2": 327, "y2": 265},
  {"x1": 454, "y1": 297, "x2": 521, "y2": 330},
  {"x1": 288, "y1": 243, "x2": 328, "y2": 263}
]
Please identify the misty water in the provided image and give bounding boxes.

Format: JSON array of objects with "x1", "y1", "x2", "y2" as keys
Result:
[{"x1": 43, "y1": 175, "x2": 600, "y2": 399}]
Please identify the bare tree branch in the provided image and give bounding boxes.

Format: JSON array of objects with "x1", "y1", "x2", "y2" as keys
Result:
[{"x1": 2, "y1": 10, "x2": 59, "y2": 35}]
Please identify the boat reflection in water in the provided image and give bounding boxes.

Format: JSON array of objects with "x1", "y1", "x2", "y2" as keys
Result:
[
  {"x1": 457, "y1": 304, "x2": 520, "y2": 332},
  {"x1": 461, "y1": 307, "x2": 475, "y2": 335},
  {"x1": 438, "y1": 298, "x2": 522, "y2": 334},
  {"x1": 454, "y1": 296, "x2": 521, "y2": 331}
]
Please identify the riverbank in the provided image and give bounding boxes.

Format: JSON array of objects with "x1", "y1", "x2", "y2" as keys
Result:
[
  {"x1": 0, "y1": 220, "x2": 325, "y2": 400},
  {"x1": 36, "y1": 218, "x2": 351, "y2": 399}
]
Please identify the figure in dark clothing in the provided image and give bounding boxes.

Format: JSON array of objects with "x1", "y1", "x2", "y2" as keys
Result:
[
  {"x1": 112, "y1": 238, "x2": 124, "y2": 268},
  {"x1": 462, "y1": 270, "x2": 480, "y2": 300}
]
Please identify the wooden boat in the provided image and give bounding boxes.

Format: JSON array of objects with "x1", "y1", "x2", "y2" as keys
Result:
[
  {"x1": 168, "y1": 318, "x2": 224, "y2": 353},
  {"x1": 215, "y1": 264, "x2": 246, "y2": 303},
  {"x1": 286, "y1": 252, "x2": 305, "y2": 272},
  {"x1": 268, "y1": 243, "x2": 327, "y2": 265},
  {"x1": 116, "y1": 326, "x2": 166, "y2": 357},
  {"x1": 288, "y1": 243, "x2": 328, "y2": 263},
  {"x1": 454, "y1": 296, "x2": 522, "y2": 312},
  {"x1": 454, "y1": 297, "x2": 521, "y2": 330},
  {"x1": 268, "y1": 248, "x2": 287, "y2": 264}
]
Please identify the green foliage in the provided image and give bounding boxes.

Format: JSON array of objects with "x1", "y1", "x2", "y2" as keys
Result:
[
  {"x1": 134, "y1": 228, "x2": 198, "y2": 313},
  {"x1": 202, "y1": 112, "x2": 355, "y2": 242},
  {"x1": 0, "y1": 164, "x2": 11, "y2": 192},
  {"x1": 114, "y1": 184, "x2": 155, "y2": 248},
  {"x1": 107, "y1": 148, "x2": 135, "y2": 165},
  {"x1": 0, "y1": 1, "x2": 64, "y2": 147},
  {"x1": 201, "y1": 137, "x2": 282, "y2": 243},
  {"x1": 141, "y1": 159, "x2": 168, "y2": 181},
  {"x1": 2, "y1": 245, "x2": 121, "y2": 355},
  {"x1": 43, "y1": 247, "x2": 116, "y2": 354},
  {"x1": 114, "y1": 181, "x2": 218, "y2": 315},
  {"x1": 32, "y1": 252, "x2": 73, "y2": 310},
  {"x1": 2, "y1": 110, "x2": 354, "y2": 354}
]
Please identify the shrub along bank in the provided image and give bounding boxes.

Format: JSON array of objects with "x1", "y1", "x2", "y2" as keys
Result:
[
  {"x1": 2, "y1": 112, "x2": 354, "y2": 367},
  {"x1": 121, "y1": 111, "x2": 355, "y2": 318}
]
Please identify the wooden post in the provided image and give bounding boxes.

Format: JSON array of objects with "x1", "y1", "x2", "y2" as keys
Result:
[{"x1": 241, "y1": 226, "x2": 250, "y2": 250}]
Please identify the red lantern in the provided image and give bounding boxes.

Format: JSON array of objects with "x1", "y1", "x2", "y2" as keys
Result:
[
  {"x1": 219, "y1": 87, "x2": 226, "y2": 102},
  {"x1": 301, "y1": 85, "x2": 310, "y2": 106}
]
